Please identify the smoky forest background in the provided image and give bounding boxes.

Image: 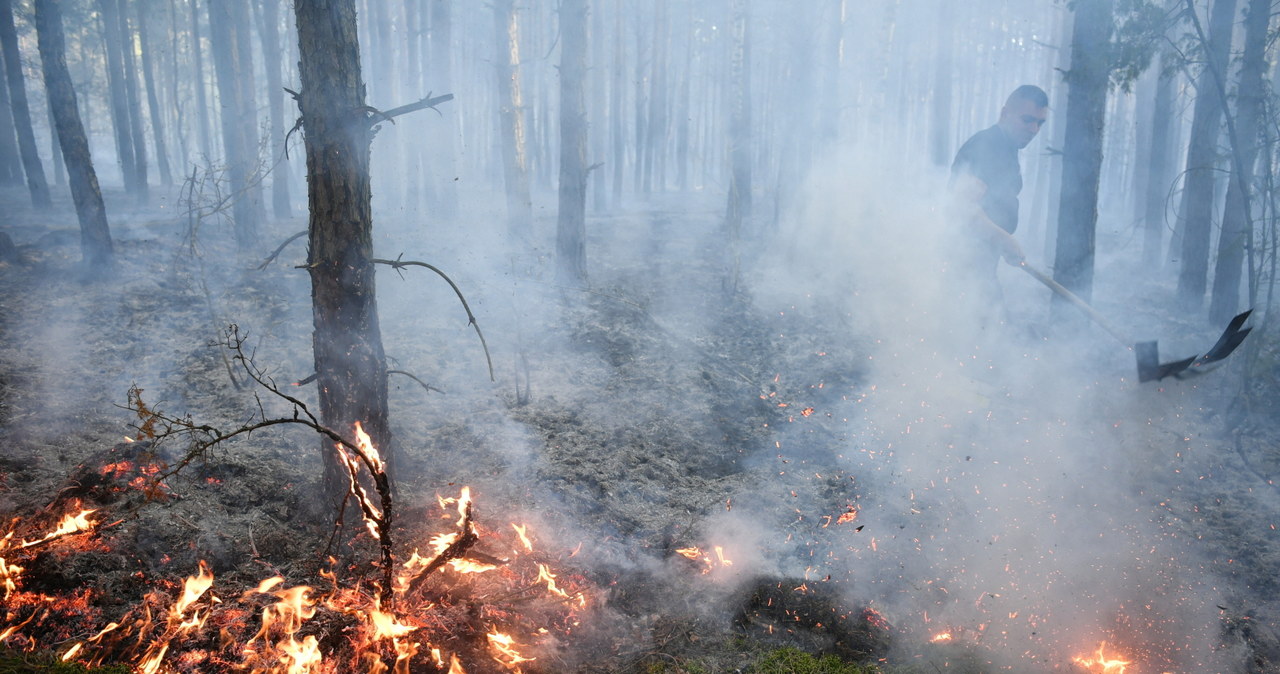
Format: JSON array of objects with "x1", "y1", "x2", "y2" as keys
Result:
[{"x1": 2, "y1": 0, "x2": 1280, "y2": 672}]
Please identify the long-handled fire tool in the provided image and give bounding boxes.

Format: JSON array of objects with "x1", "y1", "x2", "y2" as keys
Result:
[{"x1": 1018, "y1": 263, "x2": 1252, "y2": 382}]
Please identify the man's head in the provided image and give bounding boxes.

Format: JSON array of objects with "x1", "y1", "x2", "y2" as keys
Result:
[{"x1": 998, "y1": 85, "x2": 1049, "y2": 149}]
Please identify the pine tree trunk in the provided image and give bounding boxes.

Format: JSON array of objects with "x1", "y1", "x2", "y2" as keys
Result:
[
  {"x1": 294, "y1": 0, "x2": 394, "y2": 505},
  {"x1": 34, "y1": 0, "x2": 112, "y2": 269},
  {"x1": 208, "y1": 0, "x2": 260, "y2": 250},
  {"x1": 259, "y1": 0, "x2": 291, "y2": 218},
  {"x1": 0, "y1": 0, "x2": 51, "y2": 207},
  {"x1": 493, "y1": 0, "x2": 531, "y2": 234},
  {"x1": 1140, "y1": 43, "x2": 1176, "y2": 268},
  {"x1": 1209, "y1": 0, "x2": 1266, "y2": 323},
  {"x1": 1052, "y1": 0, "x2": 1112, "y2": 320},
  {"x1": 557, "y1": 0, "x2": 589, "y2": 285},
  {"x1": 428, "y1": 0, "x2": 458, "y2": 221},
  {"x1": 190, "y1": 0, "x2": 211, "y2": 162},
  {"x1": 723, "y1": 0, "x2": 751, "y2": 291},
  {"x1": 928, "y1": 0, "x2": 952, "y2": 168},
  {"x1": 117, "y1": 0, "x2": 148, "y2": 201},
  {"x1": 1176, "y1": 0, "x2": 1236, "y2": 309},
  {"x1": 610, "y1": 0, "x2": 624, "y2": 202},
  {"x1": 98, "y1": 0, "x2": 138, "y2": 194},
  {"x1": 136, "y1": 0, "x2": 172, "y2": 187},
  {"x1": 0, "y1": 45, "x2": 19, "y2": 186},
  {"x1": 46, "y1": 102, "x2": 63, "y2": 186},
  {"x1": 644, "y1": 0, "x2": 667, "y2": 194}
]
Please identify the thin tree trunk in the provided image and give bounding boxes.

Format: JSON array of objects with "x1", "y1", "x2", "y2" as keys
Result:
[
  {"x1": 99, "y1": 0, "x2": 138, "y2": 194},
  {"x1": 644, "y1": 0, "x2": 667, "y2": 194},
  {"x1": 136, "y1": 0, "x2": 172, "y2": 187},
  {"x1": 1209, "y1": 0, "x2": 1266, "y2": 323},
  {"x1": 190, "y1": 0, "x2": 211, "y2": 162},
  {"x1": 0, "y1": 44, "x2": 18, "y2": 185},
  {"x1": 259, "y1": 0, "x2": 291, "y2": 218},
  {"x1": 493, "y1": 0, "x2": 531, "y2": 234},
  {"x1": 0, "y1": 0, "x2": 51, "y2": 207},
  {"x1": 46, "y1": 102, "x2": 63, "y2": 186},
  {"x1": 208, "y1": 0, "x2": 260, "y2": 250},
  {"x1": 294, "y1": 0, "x2": 394, "y2": 503},
  {"x1": 557, "y1": 0, "x2": 589, "y2": 285},
  {"x1": 610, "y1": 0, "x2": 624, "y2": 202},
  {"x1": 1141, "y1": 43, "x2": 1177, "y2": 268},
  {"x1": 1052, "y1": 0, "x2": 1112, "y2": 320},
  {"x1": 117, "y1": 0, "x2": 148, "y2": 201},
  {"x1": 723, "y1": 0, "x2": 750, "y2": 291},
  {"x1": 1176, "y1": 0, "x2": 1236, "y2": 309},
  {"x1": 34, "y1": 0, "x2": 112, "y2": 269},
  {"x1": 928, "y1": 0, "x2": 952, "y2": 168},
  {"x1": 429, "y1": 0, "x2": 458, "y2": 221}
]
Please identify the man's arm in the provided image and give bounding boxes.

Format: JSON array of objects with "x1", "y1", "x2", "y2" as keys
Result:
[{"x1": 950, "y1": 172, "x2": 1025, "y2": 266}]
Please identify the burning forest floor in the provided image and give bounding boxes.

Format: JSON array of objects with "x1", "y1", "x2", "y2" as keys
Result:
[{"x1": 0, "y1": 182, "x2": 1279, "y2": 673}]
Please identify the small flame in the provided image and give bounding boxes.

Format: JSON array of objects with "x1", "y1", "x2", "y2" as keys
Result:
[
  {"x1": 931, "y1": 631, "x2": 953, "y2": 642},
  {"x1": 487, "y1": 631, "x2": 534, "y2": 667},
  {"x1": 512, "y1": 523, "x2": 533, "y2": 552},
  {"x1": 1073, "y1": 642, "x2": 1131, "y2": 673},
  {"x1": 21, "y1": 509, "x2": 97, "y2": 548},
  {"x1": 353, "y1": 421, "x2": 384, "y2": 473}
]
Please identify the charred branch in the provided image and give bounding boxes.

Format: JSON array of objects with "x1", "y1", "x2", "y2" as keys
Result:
[
  {"x1": 372, "y1": 256, "x2": 495, "y2": 381},
  {"x1": 125, "y1": 325, "x2": 396, "y2": 605}
]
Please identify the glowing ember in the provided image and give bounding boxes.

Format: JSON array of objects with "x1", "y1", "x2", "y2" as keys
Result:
[
  {"x1": 931, "y1": 631, "x2": 953, "y2": 642},
  {"x1": 1073, "y1": 642, "x2": 1131, "y2": 673}
]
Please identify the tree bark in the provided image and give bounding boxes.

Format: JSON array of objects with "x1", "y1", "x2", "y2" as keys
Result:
[
  {"x1": 1051, "y1": 0, "x2": 1112, "y2": 321},
  {"x1": 0, "y1": 0, "x2": 52, "y2": 207},
  {"x1": 1175, "y1": 0, "x2": 1236, "y2": 310},
  {"x1": 493, "y1": 0, "x2": 531, "y2": 234},
  {"x1": 136, "y1": 0, "x2": 172, "y2": 187},
  {"x1": 1209, "y1": 0, "x2": 1266, "y2": 323},
  {"x1": 557, "y1": 0, "x2": 589, "y2": 285},
  {"x1": 294, "y1": 0, "x2": 394, "y2": 504},
  {"x1": 34, "y1": 0, "x2": 112, "y2": 270}
]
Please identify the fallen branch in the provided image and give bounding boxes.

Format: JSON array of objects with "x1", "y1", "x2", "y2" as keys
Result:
[
  {"x1": 125, "y1": 325, "x2": 397, "y2": 606},
  {"x1": 403, "y1": 498, "x2": 478, "y2": 597}
]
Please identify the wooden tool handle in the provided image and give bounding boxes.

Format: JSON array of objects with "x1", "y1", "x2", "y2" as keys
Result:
[{"x1": 1017, "y1": 263, "x2": 1132, "y2": 347}]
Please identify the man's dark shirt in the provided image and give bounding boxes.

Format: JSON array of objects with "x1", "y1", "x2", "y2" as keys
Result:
[{"x1": 950, "y1": 125, "x2": 1022, "y2": 234}]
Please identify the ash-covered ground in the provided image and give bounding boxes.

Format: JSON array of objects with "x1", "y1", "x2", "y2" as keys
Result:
[{"x1": 1, "y1": 179, "x2": 1279, "y2": 673}]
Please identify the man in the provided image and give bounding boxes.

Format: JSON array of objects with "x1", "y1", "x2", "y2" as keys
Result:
[{"x1": 950, "y1": 85, "x2": 1049, "y2": 299}]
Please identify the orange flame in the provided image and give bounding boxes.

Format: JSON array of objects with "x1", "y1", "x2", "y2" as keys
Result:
[
  {"x1": 353, "y1": 421, "x2": 384, "y2": 474},
  {"x1": 487, "y1": 631, "x2": 534, "y2": 667},
  {"x1": 1073, "y1": 642, "x2": 1131, "y2": 673}
]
